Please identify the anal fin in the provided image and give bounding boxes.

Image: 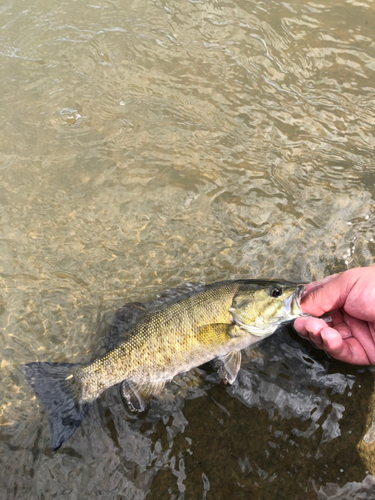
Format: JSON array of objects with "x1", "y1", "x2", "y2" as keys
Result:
[
  {"x1": 120, "y1": 380, "x2": 166, "y2": 412},
  {"x1": 211, "y1": 351, "x2": 242, "y2": 385}
]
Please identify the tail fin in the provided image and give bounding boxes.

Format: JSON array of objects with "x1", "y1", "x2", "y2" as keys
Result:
[{"x1": 23, "y1": 362, "x2": 91, "y2": 450}]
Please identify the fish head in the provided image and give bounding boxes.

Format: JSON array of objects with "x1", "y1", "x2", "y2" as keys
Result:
[{"x1": 229, "y1": 282, "x2": 306, "y2": 336}]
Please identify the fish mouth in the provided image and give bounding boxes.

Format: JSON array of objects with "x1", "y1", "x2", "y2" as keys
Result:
[
  {"x1": 283, "y1": 284, "x2": 306, "y2": 316},
  {"x1": 295, "y1": 284, "x2": 305, "y2": 309},
  {"x1": 295, "y1": 284, "x2": 311, "y2": 317}
]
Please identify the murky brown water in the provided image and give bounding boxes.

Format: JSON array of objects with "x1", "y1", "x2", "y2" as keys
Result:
[{"x1": 1, "y1": 0, "x2": 375, "y2": 498}]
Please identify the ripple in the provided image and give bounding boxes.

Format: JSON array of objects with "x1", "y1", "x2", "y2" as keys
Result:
[{"x1": 1, "y1": 0, "x2": 375, "y2": 497}]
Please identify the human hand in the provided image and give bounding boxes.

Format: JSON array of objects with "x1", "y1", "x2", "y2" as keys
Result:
[{"x1": 294, "y1": 266, "x2": 375, "y2": 365}]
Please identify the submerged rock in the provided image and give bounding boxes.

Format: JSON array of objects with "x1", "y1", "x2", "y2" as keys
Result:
[{"x1": 358, "y1": 369, "x2": 375, "y2": 475}]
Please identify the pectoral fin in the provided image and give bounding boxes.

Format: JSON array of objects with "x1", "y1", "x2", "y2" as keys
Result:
[
  {"x1": 198, "y1": 323, "x2": 246, "y2": 341},
  {"x1": 212, "y1": 351, "x2": 242, "y2": 385},
  {"x1": 120, "y1": 380, "x2": 166, "y2": 412}
]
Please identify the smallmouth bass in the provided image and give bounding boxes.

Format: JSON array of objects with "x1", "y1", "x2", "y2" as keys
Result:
[{"x1": 23, "y1": 279, "x2": 307, "y2": 450}]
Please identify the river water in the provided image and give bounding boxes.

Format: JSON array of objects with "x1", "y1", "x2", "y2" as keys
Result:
[{"x1": 1, "y1": 0, "x2": 375, "y2": 498}]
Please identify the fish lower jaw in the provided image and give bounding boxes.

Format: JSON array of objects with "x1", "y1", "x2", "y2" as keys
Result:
[
  {"x1": 236, "y1": 315, "x2": 302, "y2": 336},
  {"x1": 235, "y1": 320, "x2": 278, "y2": 337}
]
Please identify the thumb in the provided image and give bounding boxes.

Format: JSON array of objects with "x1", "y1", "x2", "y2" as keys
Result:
[{"x1": 300, "y1": 271, "x2": 352, "y2": 316}]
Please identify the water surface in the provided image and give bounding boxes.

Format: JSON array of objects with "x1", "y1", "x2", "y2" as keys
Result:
[{"x1": 1, "y1": 0, "x2": 375, "y2": 498}]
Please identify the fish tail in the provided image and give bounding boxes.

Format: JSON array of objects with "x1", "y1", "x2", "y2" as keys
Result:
[{"x1": 23, "y1": 362, "x2": 91, "y2": 450}]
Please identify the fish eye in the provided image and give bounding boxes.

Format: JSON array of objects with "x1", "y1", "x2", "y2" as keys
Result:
[{"x1": 270, "y1": 286, "x2": 282, "y2": 298}]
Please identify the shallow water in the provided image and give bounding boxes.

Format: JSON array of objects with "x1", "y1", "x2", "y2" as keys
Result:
[{"x1": 1, "y1": 0, "x2": 375, "y2": 498}]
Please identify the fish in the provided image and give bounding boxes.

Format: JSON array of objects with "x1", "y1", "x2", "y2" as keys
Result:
[{"x1": 23, "y1": 279, "x2": 307, "y2": 450}]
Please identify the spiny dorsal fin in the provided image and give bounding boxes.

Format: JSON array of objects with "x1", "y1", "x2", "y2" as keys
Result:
[
  {"x1": 211, "y1": 351, "x2": 242, "y2": 385},
  {"x1": 151, "y1": 282, "x2": 205, "y2": 309}
]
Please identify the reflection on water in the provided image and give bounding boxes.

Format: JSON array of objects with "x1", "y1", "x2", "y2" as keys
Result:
[{"x1": 1, "y1": 0, "x2": 375, "y2": 497}]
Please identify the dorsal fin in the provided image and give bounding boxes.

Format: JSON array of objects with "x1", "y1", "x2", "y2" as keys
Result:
[
  {"x1": 148, "y1": 282, "x2": 205, "y2": 311},
  {"x1": 103, "y1": 283, "x2": 205, "y2": 352},
  {"x1": 101, "y1": 302, "x2": 147, "y2": 353}
]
